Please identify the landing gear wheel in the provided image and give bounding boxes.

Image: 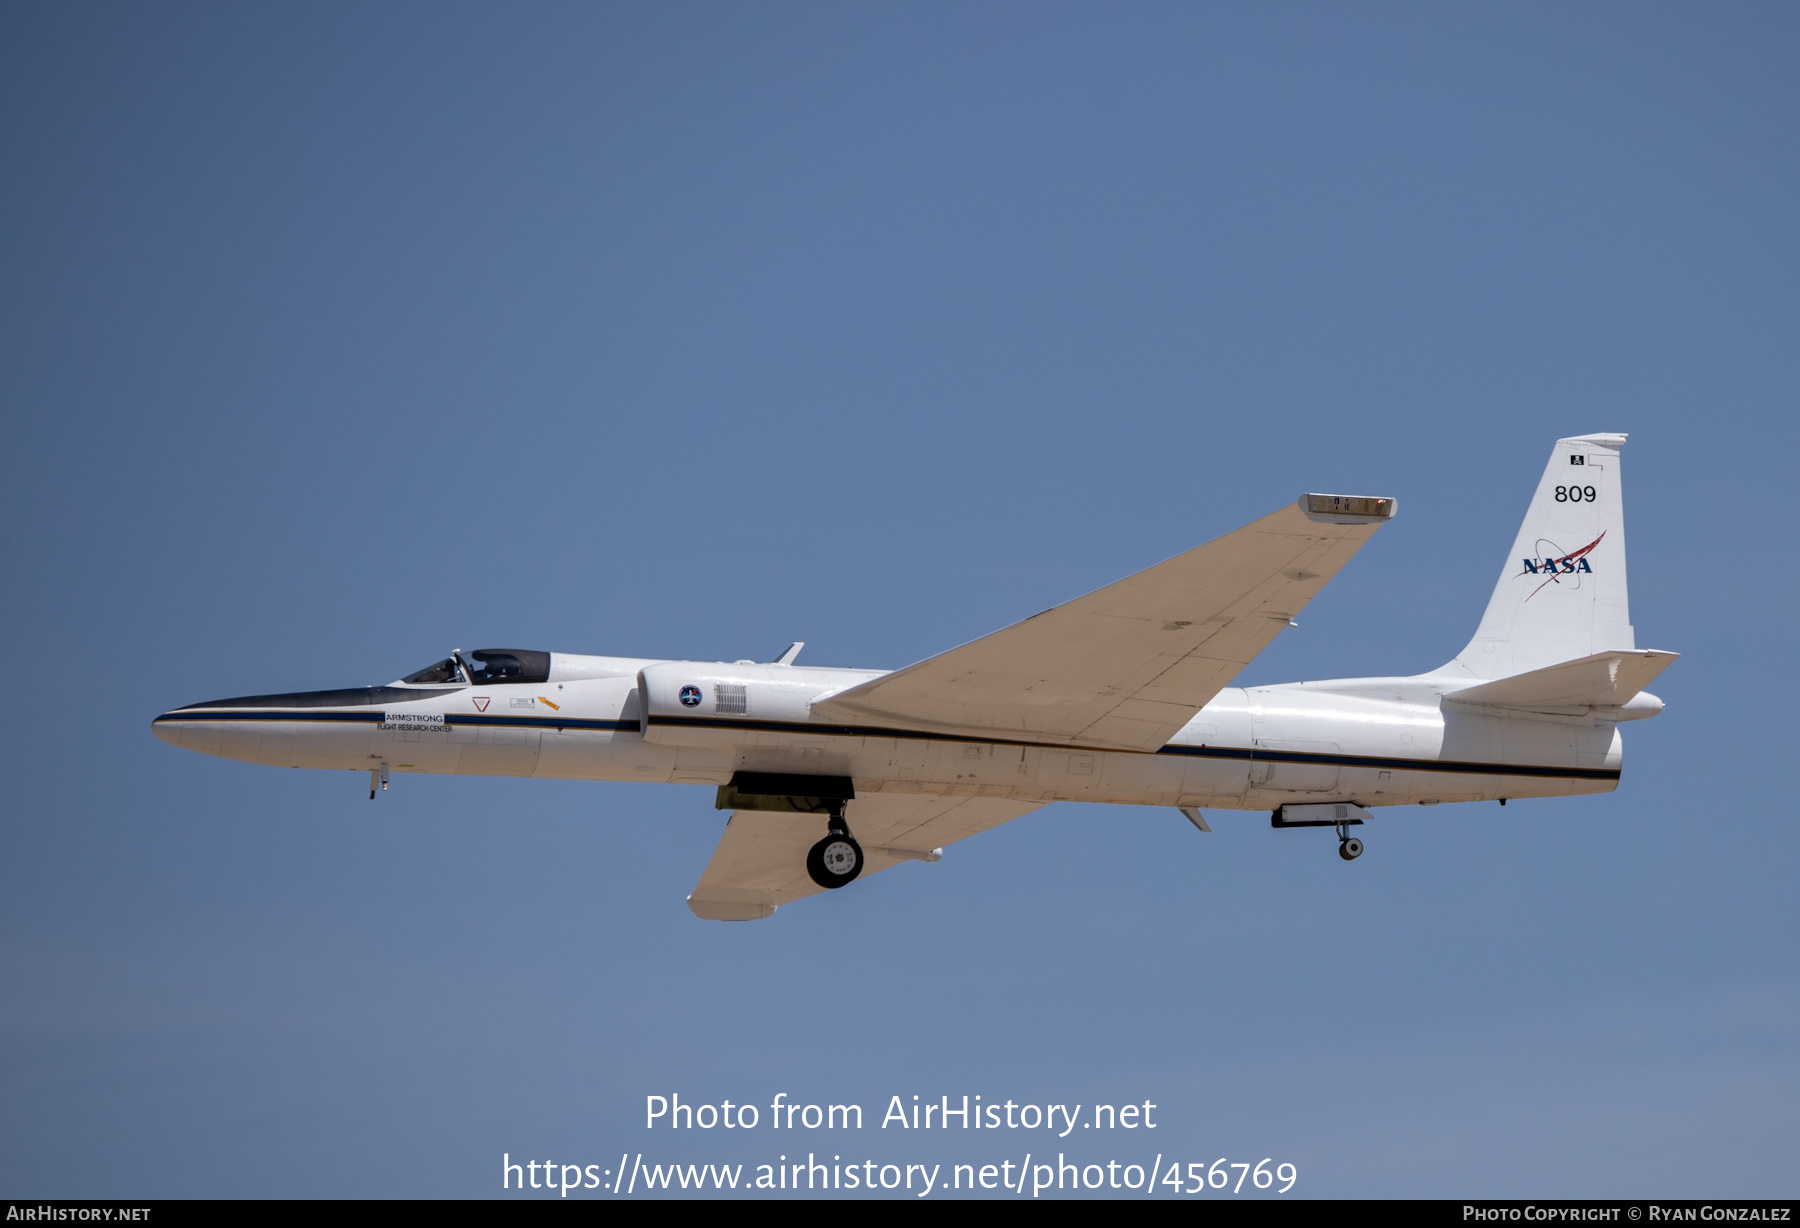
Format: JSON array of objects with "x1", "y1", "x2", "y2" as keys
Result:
[
  {"x1": 807, "y1": 833, "x2": 864, "y2": 889},
  {"x1": 1338, "y1": 837, "x2": 1363, "y2": 861}
]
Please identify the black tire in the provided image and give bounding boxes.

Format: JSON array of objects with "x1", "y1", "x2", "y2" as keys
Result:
[
  {"x1": 807, "y1": 833, "x2": 864, "y2": 889},
  {"x1": 1339, "y1": 837, "x2": 1363, "y2": 861}
]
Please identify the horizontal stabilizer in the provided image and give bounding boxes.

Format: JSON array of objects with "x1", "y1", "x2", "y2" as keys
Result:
[{"x1": 1444, "y1": 649, "x2": 1677, "y2": 713}]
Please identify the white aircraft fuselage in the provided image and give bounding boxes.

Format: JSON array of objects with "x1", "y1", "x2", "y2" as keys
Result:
[
  {"x1": 151, "y1": 656, "x2": 1640, "y2": 810},
  {"x1": 153, "y1": 433, "x2": 1672, "y2": 916}
]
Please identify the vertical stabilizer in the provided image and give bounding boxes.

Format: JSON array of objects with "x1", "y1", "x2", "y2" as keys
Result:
[{"x1": 1449, "y1": 433, "x2": 1634, "y2": 680}]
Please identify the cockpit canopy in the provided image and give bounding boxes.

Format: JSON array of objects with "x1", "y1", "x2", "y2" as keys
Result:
[
  {"x1": 399, "y1": 649, "x2": 551, "y2": 687},
  {"x1": 464, "y1": 649, "x2": 550, "y2": 684},
  {"x1": 401, "y1": 658, "x2": 462, "y2": 685}
]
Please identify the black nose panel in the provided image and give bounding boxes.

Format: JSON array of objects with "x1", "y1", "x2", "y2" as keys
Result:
[{"x1": 175, "y1": 685, "x2": 465, "y2": 710}]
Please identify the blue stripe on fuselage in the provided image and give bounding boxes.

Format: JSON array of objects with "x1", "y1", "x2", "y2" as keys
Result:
[{"x1": 148, "y1": 709, "x2": 1620, "y2": 782}]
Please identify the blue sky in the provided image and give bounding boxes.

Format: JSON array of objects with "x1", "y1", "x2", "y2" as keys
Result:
[{"x1": 2, "y1": 2, "x2": 1795, "y2": 1198}]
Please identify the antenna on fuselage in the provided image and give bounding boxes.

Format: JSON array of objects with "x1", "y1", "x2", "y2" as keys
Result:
[{"x1": 773, "y1": 642, "x2": 804, "y2": 666}]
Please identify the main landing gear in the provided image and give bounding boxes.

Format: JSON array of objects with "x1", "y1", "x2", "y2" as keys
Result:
[
  {"x1": 806, "y1": 801, "x2": 864, "y2": 890},
  {"x1": 1271, "y1": 803, "x2": 1369, "y2": 862}
]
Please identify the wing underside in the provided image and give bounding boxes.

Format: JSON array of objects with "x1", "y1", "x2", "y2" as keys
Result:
[{"x1": 687, "y1": 793, "x2": 1045, "y2": 921}]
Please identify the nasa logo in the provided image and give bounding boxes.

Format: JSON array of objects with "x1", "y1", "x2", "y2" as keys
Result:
[
  {"x1": 1521, "y1": 554, "x2": 1594, "y2": 575},
  {"x1": 1517, "y1": 532, "x2": 1604, "y2": 600},
  {"x1": 679, "y1": 685, "x2": 703, "y2": 708}
]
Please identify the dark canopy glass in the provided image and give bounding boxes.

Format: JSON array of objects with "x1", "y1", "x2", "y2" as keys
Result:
[
  {"x1": 459, "y1": 649, "x2": 550, "y2": 686},
  {"x1": 402, "y1": 658, "x2": 464, "y2": 685}
]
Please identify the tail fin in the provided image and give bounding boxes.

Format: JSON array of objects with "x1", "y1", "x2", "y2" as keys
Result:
[{"x1": 1449, "y1": 433, "x2": 1634, "y2": 680}]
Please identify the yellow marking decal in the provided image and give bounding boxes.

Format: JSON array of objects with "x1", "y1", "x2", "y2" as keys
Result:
[{"x1": 538, "y1": 697, "x2": 560, "y2": 710}]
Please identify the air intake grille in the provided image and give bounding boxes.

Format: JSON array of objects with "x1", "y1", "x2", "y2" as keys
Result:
[{"x1": 714, "y1": 684, "x2": 748, "y2": 715}]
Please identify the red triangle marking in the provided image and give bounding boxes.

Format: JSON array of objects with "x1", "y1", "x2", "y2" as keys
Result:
[{"x1": 472, "y1": 697, "x2": 490, "y2": 712}]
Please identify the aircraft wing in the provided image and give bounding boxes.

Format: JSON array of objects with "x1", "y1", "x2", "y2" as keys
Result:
[
  {"x1": 687, "y1": 794, "x2": 1045, "y2": 921},
  {"x1": 810, "y1": 496, "x2": 1395, "y2": 752}
]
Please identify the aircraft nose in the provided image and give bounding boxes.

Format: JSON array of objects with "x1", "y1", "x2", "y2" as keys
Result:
[
  {"x1": 152, "y1": 714, "x2": 195, "y2": 748},
  {"x1": 153, "y1": 710, "x2": 228, "y2": 756}
]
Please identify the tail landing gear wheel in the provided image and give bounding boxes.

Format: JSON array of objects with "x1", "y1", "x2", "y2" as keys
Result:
[
  {"x1": 1338, "y1": 837, "x2": 1363, "y2": 861},
  {"x1": 807, "y1": 833, "x2": 864, "y2": 889}
]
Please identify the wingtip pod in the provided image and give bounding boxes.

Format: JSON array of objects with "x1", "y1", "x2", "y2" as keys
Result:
[{"x1": 1298, "y1": 493, "x2": 1398, "y2": 524}]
